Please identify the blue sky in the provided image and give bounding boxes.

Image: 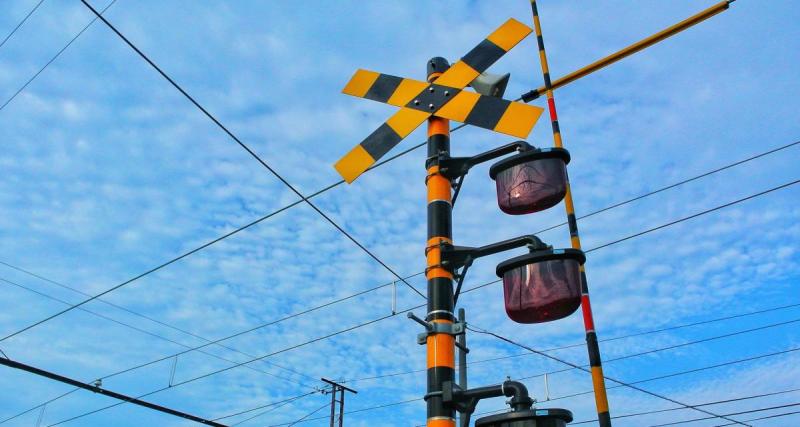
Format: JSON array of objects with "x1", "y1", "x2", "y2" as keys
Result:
[{"x1": 0, "y1": 0, "x2": 798, "y2": 426}]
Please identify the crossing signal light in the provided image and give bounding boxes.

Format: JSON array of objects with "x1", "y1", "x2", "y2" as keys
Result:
[
  {"x1": 489, "y1": 147, "x2": 570, "y2": 215},
  {"x1": 496, "y1": 248, "x2": 585, "y2": 324}
]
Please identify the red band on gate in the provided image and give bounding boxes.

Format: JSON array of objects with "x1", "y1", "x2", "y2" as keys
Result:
[
  {"x1": 547, "y1": 97, "x2": 558, "y2": 122},
  {"x1": 581, "y1": 295, "x2": 595, "y2": 331}
]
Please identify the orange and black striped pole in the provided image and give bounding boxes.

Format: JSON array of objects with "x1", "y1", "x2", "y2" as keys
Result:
[
  {"x1": 529, "y1": 2, "x2": 612, "y2": 426},
  {"x1": 424, "y1": 57, "x2": 457, "y2": 427}
]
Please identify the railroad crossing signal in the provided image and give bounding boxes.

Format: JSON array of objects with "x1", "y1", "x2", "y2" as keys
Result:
[{"x1": 334, "y1": 18, "x2": 545, "y2": 183}]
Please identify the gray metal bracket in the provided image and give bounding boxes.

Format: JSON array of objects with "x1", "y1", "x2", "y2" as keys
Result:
[{"x1": 408, "y1": 312, "x2": 465, "y2": 345}]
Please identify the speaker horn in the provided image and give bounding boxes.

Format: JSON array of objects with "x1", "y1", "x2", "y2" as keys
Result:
[{"x1": 469, "y1": 72, "x2": 511, "y2": 98}]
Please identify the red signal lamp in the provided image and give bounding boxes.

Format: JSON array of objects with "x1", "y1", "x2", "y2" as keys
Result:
[
  {"x1": 496, "y1": 248, "x2": 585, "y2": 324},
  {"x1": 489, "y1": 147, "x2": 570, "y2": 215}
]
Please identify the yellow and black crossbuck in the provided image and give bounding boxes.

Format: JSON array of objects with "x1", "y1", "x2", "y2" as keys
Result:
[{"x1": 334, "y1": 18, "x2": 544, "y2": 183}]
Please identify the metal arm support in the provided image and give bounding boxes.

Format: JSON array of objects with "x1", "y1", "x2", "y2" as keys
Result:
[
  {"x1": 436, "y1": 140, "x2": 533, "y2": 205},
  {"x1": 439, "y1": 235, "x2": 550, "y2": 272},
  {"x1": 438, "y1": 140, "x2": 533, "y2": 180},
  {"x1": 441, "y1": 379, "x2": 535, "y2": 427}
]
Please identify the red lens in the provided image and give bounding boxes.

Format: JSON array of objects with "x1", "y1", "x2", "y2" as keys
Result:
[
  {"x1": 494, "y1": 158, "x2": 567, "y2": 215},
  {"x1": 502, "y1": 258, "x2": 581, "y2": 324}
]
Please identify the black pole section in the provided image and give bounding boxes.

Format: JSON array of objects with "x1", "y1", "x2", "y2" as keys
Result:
[{"x1": 0, "y1": 357, "x2": 227, "y2": 426}]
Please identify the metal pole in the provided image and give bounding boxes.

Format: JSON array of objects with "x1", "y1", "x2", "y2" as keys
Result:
[
  {"x1": 329, "y1": 387, "x2": 336, "y2": 427},
  {"x1": 338, "y1": 389, "x2": 345, "y2": 427},
  {"x1": 457, "y1": 308, "x2": 468, "y2": 427},
  {"x1": 529, "y1": 1, "x2": 612, "y2": 425},
  {"x1": 392, "y1": 280, "x2": 397, "y2": 314},
  {"x1": 425, "y1": 56, "x2": 456, "y2": 427},
  {"x1": 522, "y1": 0, "x2": 734, "y2": 101}
]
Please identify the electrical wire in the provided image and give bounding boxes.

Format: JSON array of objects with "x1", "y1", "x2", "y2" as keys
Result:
[
  {"x1": 0, "y1": 0, "x2": 117, "y2": 112},
  {"x1": 281, "y1": 345, "x2": 800, "y2": 426},
  {"x1": 343, "y1": 304, "x2": 800, "y2": 383},
  {"x1": 715, "y1": 409, "x2": 800, "y2": 426},
  {"x1": 531, "y1": 140, "x2": 800, "y2": 236},
  {"x1": 0, "y1": 276, "x2": 314, "y2": 389},
  {"x1": 585, "y1": 178, "x2": 800, "y2": 253},
  {"x1": 21, "y1": 175, "x2": 800, "y2": 424},
  {"x1": 2, "y1": 0, "x2": 442, "y2": 344},
  {"x1": 35, "y1": 278, "x2": 500, "y2": 426},
  {"x1": 467, "y1": 325, "x2": 751, "y2": 426},
  {"x1": 0, "y1": 262, "x2": 318, "y2": 383},
  {"x1": 272, "y1": 402, "x2": 329, "y2": 427},
  {"x1": 229, "y1": 395, "x2": 301, "y2": 426},
  {"x1": 647, "y1": 402, "x2": 800, "y2": 427},
  {"x1": 516, "y1": 317, "x2": 800, "y2": 381},
  {"x1": 570, "y1": 387, "x2": 800, "y2": 425},
  {"x1": 544, "y1": 347, "x2": 800, "y2": 403},
  {"x1": 77, "y1": 0, "x2": 421, "y2": 301},
  {"x1": 0, "y1": 0, "x2": 46, "y2": 50},
  {"x1": 211, "y1": 392, "x2": 316, "y2": 422}
]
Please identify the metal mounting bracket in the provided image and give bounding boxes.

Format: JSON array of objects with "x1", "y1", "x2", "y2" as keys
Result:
[{"x1": 407, "y1": 312, "x2": 465, "y2": 345}]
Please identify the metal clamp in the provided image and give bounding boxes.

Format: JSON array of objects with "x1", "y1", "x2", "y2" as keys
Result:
[{"x1": 408, "y1": 312, "x2": 465, "y2": 345}]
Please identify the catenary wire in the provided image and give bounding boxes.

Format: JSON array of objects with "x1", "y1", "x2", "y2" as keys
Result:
[
  {"x1": 38, "y1": 278, "x2": 494, "y2": 426},
  {"x1": 29, "y1": 0, "x2": 794, "y2": 348},
  {"x1": 344, "y1": 304, "x2": 800, "y2": 383},
  {"x1": 4, "y1": 137, "x2": 793, "y2": 385},
  {"x1": 279, "y1": 346, "x2": 800, "y2": 426},
  {"x1": 0, "y1": 262, "x2": 317, "y2": 384},
  {"x1": 538, "y1": 347, "x2": 800, "y2": 403},
  {"x1": 467, "y1": 325, "x2": 751, "y2": 426},
  {"x1": 229, "y1": 395, "x2": 302, "y2": 427},
  {"x1": 211, "y1": 392, "x2": 316, "y2": 422},
  {"x1": 571, "y1": 387, "x2": 800, "y2": 425},
  {"x1": 647, "y1": 402, "x2": 800, "y2": 427},
  {"x1": 584, "y1": 178, "x2": 800, "y2": 253},
  {"x1": 25, "y1": 176, "x2": 800, "y2": 425},
  {"x1": 0, "y1": 0, "x2": 117, "y2": 112},
  {"x1": 0, "y1": 0, "x2": 432, "y2": 342},
  {"x1": 77, "y1": 0, "x2": 422, "y2": 300},
  {"x1": 715, "y1": 409, "x2": 800, "y2": 426},
  {"x1": 0, "y1": 276, "x2": 314, "y2": 389},
  {"x1": 274, "y1": 402, "x2": 329, "y2": 427},
  {"x1": 0, "y1": 0, "x2": 46, "y2": 50},
  {"x1": 3, "y1": 2, "x2": 794, "y2": 423},
  {"x1": 515, "y1": 317, "x2": 800, "y2": 381}
]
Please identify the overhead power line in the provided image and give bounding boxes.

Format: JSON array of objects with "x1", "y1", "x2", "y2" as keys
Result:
[
  {"x1": 0, "y1": 276, "x2": 315, "y2": 389},
  {"x1": 0, "y1": 0, "x2": 46, "y2": 50},
  {"x1": 0, "y1": 0, "x2": 118, "y2": 112},
  {"x1": 715, "y1": 409, "x2": 800, "y2": 426},
  {"x1": 571, "y1": 387, "x2": 800, "y2": 425},
  {"x1": 542, "y1": 347, "x2": 800, "y2": 403},
  {"x1": 279, "y1": 402, "x2": 329, "y2": 427},
  {"x1": 1, "y1": 0, "x2": 435, "y2": 345},
  {"x1": 211, "y1": 392, "x2": 317, "y2": 423},
  {"x1": 0, "y1": 356, "x2": 226, "y2": 427},
  {"x1": 345, "y1": 305, "x2": 800, "y2": 383},
  {"x1": 516, "y1": 317, "x2": 800, "y2": 381},
  {"x1": 77, "y1": 0, "x2": 422, "y2": 301},
  {"x1": 36, "y1": 278, "x2": 502, "y2": 426},
  {"x1": 17, "y1": 175, "x2": 800, "y2": 425},
  {"x1": 283, "y1": 344, "x2": 800, "y2": 426},
  {"x1": 647, "y1": 402, "x2": 800, "y2": 427},
  {"x1": 0, "y1": 260, "x2": 321, "y2": 384},
  {"x1": 585, "y1": 178, "x2": 800, "y2": 253},
  {"x1": 467, "y1": 325, "x2": 750, "y2": 427}
]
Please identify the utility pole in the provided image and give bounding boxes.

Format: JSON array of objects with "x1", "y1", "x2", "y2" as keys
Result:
[
  {"x1": 424, "y1": 56, "x2": 457, "y2": 427},
  {"x1": 321, "y1": 378, "x2": 357, "y2": 427}
]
